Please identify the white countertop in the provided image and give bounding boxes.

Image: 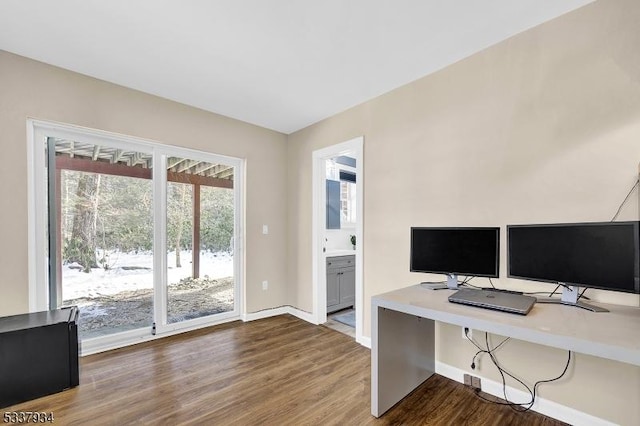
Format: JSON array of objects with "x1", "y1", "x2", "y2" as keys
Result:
[{"x1": 325, "y1": 249, "x2": 356, "y2": 257}]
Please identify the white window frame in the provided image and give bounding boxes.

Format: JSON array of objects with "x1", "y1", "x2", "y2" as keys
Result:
[
  {"x1": 27, "y1": 119, "x2": 245, "y2": 353},
  {"x1": 339, "y1": 173, "x2": 357, "y2": 228}
]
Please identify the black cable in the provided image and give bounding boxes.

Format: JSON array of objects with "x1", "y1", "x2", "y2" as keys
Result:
[
  {"x1": 458, "y1": 276, "x2": 480, "y2": 289},
  {"x1": 459, "y1": 278, "x2": 513, "y2": 293},
  {"x1": 526, "y1": 351, "x2": 572, "y2": 411},
  {"x1": 483, "y1": 333, "x2": 534, "y2": 409},
  {"x1": 547, "y1": 283, "x2": 576, "y2": 298},
  {"x1": 474, "y1": 339, "x2": 535, "y2": 409},
  {"x1": 464, "y1": 328, "x2": 485, "y2": 352},
  {"x1": 502, "y1": 349, "x2": 572, "y2": 412},
  {"x1": 611, "y1": 178, "x2": 639, "y2": 222},
  {"x1": 469, "y1": 333, "x2": 510, "y2": 370},
  {"x1": 465, "y1": 330, "x2": 510, "y2": 354},
  {"x1": 465, "y1": 331, "x2": 572, "y2": 411},
  {"x1": 545, "y1": 285, "x2": 591, "y2": 301},
  {"x1": 471, "y1": 349, "x2": 483, "y2": 369},
  {"x1": 578, "y1": 287, "x2": 588, "y2": 301},
  {"x1": 460, "y1": 282, "x2": 483, "y2": 289},
  {"x1": 488, "y1": 277, "x2": 496, "y2": 289},
  {"x1": 548, "y1": 284, "x2": 560, "y2": 297}
]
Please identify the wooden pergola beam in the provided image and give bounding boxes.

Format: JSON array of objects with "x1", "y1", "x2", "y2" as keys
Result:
[
  {"x1": 56, "y1": 156, "x2": 233, "y2": 188},
  {"x1": 166, "y1": 171, "x2": 233, "y2": 188},
  {"x1": 57, "y1": 155, "x2": 151, "y2": 178}
]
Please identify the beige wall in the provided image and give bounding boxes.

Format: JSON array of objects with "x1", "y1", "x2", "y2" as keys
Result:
[
  {"x1": 0, "y1": 50, "x2": 289, "y2": 316},
  {"x1": 288, "y1": 0, "x2": 640, "y2": 423}
]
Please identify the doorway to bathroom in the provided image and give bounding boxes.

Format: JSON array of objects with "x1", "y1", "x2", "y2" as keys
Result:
[{"x1": 311, "y1": 137, "x2": 363, "y2": 344}]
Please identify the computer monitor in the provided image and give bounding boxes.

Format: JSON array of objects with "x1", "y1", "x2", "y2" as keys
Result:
[
  {"x1": 507, "y1": 221, "x2": 640, "y2": 312},
  {"x1": 410, "y1": 227, "x2": 500, "y2": 289}
]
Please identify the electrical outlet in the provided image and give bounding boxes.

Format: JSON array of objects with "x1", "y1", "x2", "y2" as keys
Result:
[
  {"x1": 262, "y1": 280, "x2": 268, "y2": 290},
  {"x1": 464, "y1": 374, "x2": 481, "y2": 390},
  {"x1": 463, "y1": 374, "x2": 472, "y2": 386},
  {"x1": 462, "y1": 327, "x2": 472, "y2": 340},
  {"x1": 471, "y1": 376, "x2": 482, "y2": 390}
]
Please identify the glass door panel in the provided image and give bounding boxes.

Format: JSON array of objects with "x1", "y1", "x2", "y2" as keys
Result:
[
  {"x1": 52, "y1": 138, "x2": 154, "y2": 339},
  {"x1": 165, "y1": 157, "x2": 235, "y2": 324}
]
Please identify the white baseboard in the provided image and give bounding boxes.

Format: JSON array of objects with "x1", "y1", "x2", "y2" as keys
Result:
[
  {"x1": 286, "y1": 306, "x2": 317, "y2": 324},
  {"x1": 242, "y1": 305, "x2": 316, "y2": 323},
  {"x1": 242, "y1": 306, "x2": 290, "y2": 322},
  {"x1": 435, "y1": 362, "x2": 615, "y2": 426},
  {"x1": 357, "y1": 335, "x2": 371, "y2": 349}
]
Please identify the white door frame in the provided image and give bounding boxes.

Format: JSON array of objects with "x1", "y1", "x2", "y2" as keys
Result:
[{"x1": 312, "y1": 136, "x2": 364, "y2": 345}]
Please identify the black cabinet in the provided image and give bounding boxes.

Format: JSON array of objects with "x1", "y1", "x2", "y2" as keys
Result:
[{"x1": 0, "y1": 307, "x2": 79, "y2": 408}]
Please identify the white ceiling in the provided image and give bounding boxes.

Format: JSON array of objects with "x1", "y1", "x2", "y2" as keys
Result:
[{"x1": 0, "y1": 0, "x2": 594, "y2": 134}]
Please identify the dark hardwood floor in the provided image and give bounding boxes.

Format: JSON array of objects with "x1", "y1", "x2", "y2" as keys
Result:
[{"x1": 5, "y1": 315, "x2": 567, "y2": 425}]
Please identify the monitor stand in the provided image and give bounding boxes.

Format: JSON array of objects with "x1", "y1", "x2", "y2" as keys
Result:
[
  {"x1": 447, "y1": 274, "x2": 459, "y2": 290},
  {"x1": 535, "y1": 284, "x2": 608, "y2": 312},
  {"x1": 420, "y1": 274, "x2": 460, "y2": 290}
]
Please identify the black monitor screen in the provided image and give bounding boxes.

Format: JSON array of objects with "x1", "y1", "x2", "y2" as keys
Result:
[
  {"x1": 508, "y1": 222, "x2": 640, "y2": 294},
  {"x1": 410, "y1": 227, "x2": 500, "y2": 277}
]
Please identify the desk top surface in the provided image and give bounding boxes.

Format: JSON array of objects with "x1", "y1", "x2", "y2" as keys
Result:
[{"x1": 372, "y1": 285, "x2": 640, "y2": 366}]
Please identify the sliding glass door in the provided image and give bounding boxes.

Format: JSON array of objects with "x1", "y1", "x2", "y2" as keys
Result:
[{"x1": 30, "y1": 121, "x2": 243, "y2": 349}]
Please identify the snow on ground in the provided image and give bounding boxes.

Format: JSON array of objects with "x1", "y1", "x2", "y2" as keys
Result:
[{"x1": 62, "y1": 250, "x2": 233, "y2": 300}]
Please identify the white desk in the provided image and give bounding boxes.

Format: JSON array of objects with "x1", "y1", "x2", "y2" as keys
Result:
[{"x1": 371, "y1": 284, "x2": 640, "y2": 417}]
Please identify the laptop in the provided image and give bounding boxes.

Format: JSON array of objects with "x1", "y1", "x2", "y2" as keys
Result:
[{"x1": 448, "y1": 288, "x2": 536, "y2": 315}]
